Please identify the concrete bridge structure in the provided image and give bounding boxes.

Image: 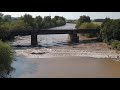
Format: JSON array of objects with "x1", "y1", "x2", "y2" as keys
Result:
[{"x1": 11, "y1": 29, "x2": 100, "y2": 46}]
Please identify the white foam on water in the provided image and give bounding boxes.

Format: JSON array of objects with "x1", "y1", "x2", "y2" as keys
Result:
[{"x1": 14, "y1": 48, "x2": 120, "y2": 59}]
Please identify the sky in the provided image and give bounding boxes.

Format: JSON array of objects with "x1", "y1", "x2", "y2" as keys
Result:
[{"x1": 1, "y1": 12, "x2": 120, "y2": 19}]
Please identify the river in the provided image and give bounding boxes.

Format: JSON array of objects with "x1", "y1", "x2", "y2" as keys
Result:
[{"x1": 8, "y1": 23, "x2": 120, "y2": 78}]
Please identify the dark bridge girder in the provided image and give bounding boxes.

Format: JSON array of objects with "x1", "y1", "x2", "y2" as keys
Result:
[{"x1": 11, "y1": 29, "x2": 100, "y2": 46}]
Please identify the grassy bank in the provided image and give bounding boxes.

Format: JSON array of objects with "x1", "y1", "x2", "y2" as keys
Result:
[{"x1": 0, "y1": 40, "x2": 14, "y2": 78}]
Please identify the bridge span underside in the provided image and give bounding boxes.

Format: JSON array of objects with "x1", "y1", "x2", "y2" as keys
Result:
[{"x1": 11, "y1": 29, "x2": 100, "y2": 46}]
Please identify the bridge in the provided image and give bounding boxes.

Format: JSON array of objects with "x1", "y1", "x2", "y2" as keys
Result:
[{"x1": 10, "y1": 29, "x2": 100, "y2": 46}]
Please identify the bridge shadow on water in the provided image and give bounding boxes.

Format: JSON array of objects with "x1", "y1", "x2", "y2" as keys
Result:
[{"x1": 12, "y1": 38, "x2": 100, "y2": 49}]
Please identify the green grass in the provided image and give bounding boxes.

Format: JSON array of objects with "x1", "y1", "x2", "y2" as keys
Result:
[
  {"x1": 92, "y1": 22, "x2": 103, "y2": 25},
  {"x1": 0, "y1": 40, "x2": 14, "y2": 77}
]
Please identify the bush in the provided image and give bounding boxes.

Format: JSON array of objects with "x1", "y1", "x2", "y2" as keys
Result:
[
  {"x1": 78, "y1": 22, "x2": 100, "y2": 38},
  {"x1": 79, "y1": 22, "x2": 100, "y2": 29},
  {"x1": 110, "y1": 40, "x2": 120, "y2": 50},
  {"x1": 75, "y1": 15, "x2": 91, "y2": 28},
  {"x1": 9, "y1": 20, "x2": 26, "y2": 30},
  {"x1": 0, "y1": 27, "x2": 10, "y2": 41},
  {"x1": 111, "y1": 40, "x2": 119, "y2": 49},
  {"x1": 0, "y1": 41, "x2": 14, "y2": 77},
  {"x1": 117, "y1": 43, "x2": 120, "y2": 50},
  {"x1": 100, "y1": 18, "x2": 120, "y2": 42}
]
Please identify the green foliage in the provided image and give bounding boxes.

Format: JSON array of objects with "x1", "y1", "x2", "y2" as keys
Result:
[
  {"x1": 42, "y1": 16, "x2": 66, "y2": 28},
  {"x1": 0, "y1": 40, "x2": 14, "y2": 77},
  {"x1": 0, "y1": 27, "x2": 10, "y2": 41},
  {"x1": 92, "y1": 22, "x2": 102, "y2": 25},
  {"x1": 77, "y1": 22, "x2": 100, "y2": 38},
  {"x1": 79, "y1": 22, "x2": 100, "y2": 29},
  {"x1": 3, "y1": 15, "x2": 12, "y2": 22},
  {"x1": 100, "y1": 18, "x2": 120, "y2": 42},
  {"x1": 101, "y1": 18, "x2": 120, "y2": 50},
  {"x1": 76, "y1": 15, "x2": 91, "y2": 28},
  {"x1": 0, "y1": 13, "x2": 3, "y2": 22},
  {"x1": 78, "y1": 15, "x2": 91, "y2": 23},
  {"x1": 23, "y1": 14, "x2": 34, "y2": 28},
  {"x1": 0, "y1": 13, "x2": 66, "y2": 41},
  {"x1": 111, "y1": 40, "x2": 120, "y2": 50},
  {"x1": 34, "y1": 16, "x2": 42, "y2": 29},
  {"x1": 117, "y1": 43, "x2": 120, "y2": 50},
  {"x1": 111, "y1": 40, "x2": 119, "y2": 48},
  {"x1": 9, "y1": 19, "x2": 26, "y2": 30}
]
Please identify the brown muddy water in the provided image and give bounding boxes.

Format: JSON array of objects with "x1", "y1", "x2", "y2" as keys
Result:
[
  {"x1": 11, "y1": 56, "x2": 120, "y2": 78},
  {"x1": 7, "y1": 23, "x2": 120, "y2": 78}
]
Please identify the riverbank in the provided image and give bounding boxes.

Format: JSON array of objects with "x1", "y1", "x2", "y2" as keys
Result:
[
  {"x1": 13, "y1": 34, "x2": 120, "y2": 60},
  {"x1": 9, "y1": 23, "x2": 120, "y2": 78}
]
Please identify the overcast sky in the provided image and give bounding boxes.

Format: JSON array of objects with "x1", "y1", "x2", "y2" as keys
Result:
[{"x1": 1, "y1": 12, "x2": 120, "y2": 19}]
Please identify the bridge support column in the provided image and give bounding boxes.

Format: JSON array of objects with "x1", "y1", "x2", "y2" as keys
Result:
[
  {"x1": 31, "y1": 33, "x2": 38, "y2": 46},
  {"x1": 69, "y1": 32, "x2": 79, "y2": 43}
]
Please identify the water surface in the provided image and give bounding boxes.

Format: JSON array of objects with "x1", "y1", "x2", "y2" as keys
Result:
[{"x1": 8, "y1": 23, "x2": 120, "y2": 78}]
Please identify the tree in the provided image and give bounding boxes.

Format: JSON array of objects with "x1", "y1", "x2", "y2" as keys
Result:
[
  {"x1": 23, "y1": 14, "x2": 34, "y2": 29},
  {"x1": 3, "y1": 15, "x2": 12, "y2": 22},
  {"x1": 43, "y1": 16, "x2": 52, "y2": 28},
  {"x1": 76, "y1": 15, "x2": 91, "y2": 28},
  {"x1": 0, "y1": 13, "x2": 4, "y2": 25},
  {"x1": 54, "y1": 16, "x2": 59, "y2": 21},
  {"x1": 58, "y1": 16, "x2": 66, "y2": 25},
  {"x1": 100, "y1": 18, "x2": 120, "y2": 42},
  {"x1": 10, "y1": 19, "x2": 25, "y2": 30},
  {"x1": 34, "y1": 16, "x2": 42, "y2": 29},
  {"x1": 44, "y1": 16, "x2": 51, "y2": 22},
  {"x1": 52, "y1": 18, "x2": 57, "y2": 26},
  {"x1": 78, "y1": 15, "x2": 91, "y2": 23}
]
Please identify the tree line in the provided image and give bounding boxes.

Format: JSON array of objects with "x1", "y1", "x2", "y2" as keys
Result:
[
  {"x1": 100, "y1": 18, "x2": 120, "y2": 50},
  {"x1": 0, "y1": 13, "x2": 66, "y2": 40},
  {"x1": 75, "y1": 15, "x2": 120, "y2": 50}
]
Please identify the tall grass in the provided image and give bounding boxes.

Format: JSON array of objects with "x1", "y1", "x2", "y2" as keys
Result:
[
  {"x1": 79, "y1": 22, "x2": 100, "y2": 38},
  {"x1": 0, "y1": 40, "x2": 14, "y2": 78}
]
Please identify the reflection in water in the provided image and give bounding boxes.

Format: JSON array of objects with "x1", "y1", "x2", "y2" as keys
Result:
[{"x1": 0, "y1": 66, "x2": 15, "y2": 78}]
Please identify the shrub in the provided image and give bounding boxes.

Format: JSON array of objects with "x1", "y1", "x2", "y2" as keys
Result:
[
  {"x1": 75, "y1": 15, "x2": 91, "y2": 28},
  {"x1": 0, "y1": 40, "x2": 14, "y2": 77},
  {"x1": 9, "y1": 20, "x2": 26, "y2": 30},
  {"x1": 79, "y1": 22, "x2": 100, "y2": 29},
  {"x1": 78, "y1": 22, "x2": 100, "y2": 38},
  {"x1": 0, "y1": 27, "x2": 10, "y2": 41},
  {"x1": 111, "y1": 40, "x2": 119, "y2": 49},
  {"x1": 111, "y1": 40, "x2": 120, "y2": 50},
  {"x1": 117, "y1": 43, "x2": 120, "y2": 50},
  {"x1": 100, "y1": 18, "x2": 120, "y2": 42}
]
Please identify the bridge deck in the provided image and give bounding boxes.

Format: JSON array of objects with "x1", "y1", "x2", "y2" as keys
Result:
[{"x1": 11, "y1": 29, "x2": 100, "y2": 36}]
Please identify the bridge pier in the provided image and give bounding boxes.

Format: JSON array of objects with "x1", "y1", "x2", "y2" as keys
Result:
[
  {"x1": 69, "y1": 32, "x2": 79, "y2": 43},
  {"x1": 31, "y1": 33, "x2": 38, "y2": 46}
]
